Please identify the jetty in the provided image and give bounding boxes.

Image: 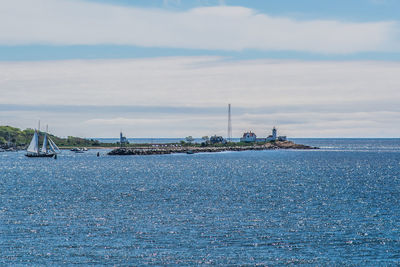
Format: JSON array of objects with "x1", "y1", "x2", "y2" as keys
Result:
[{"x1": 108, "y1": 141, "x2": 317, "y2": 156}]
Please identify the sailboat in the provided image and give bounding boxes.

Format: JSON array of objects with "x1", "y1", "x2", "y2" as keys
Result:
[{"x1": 25, "y1": 126, "x2": 61, "y2": 158}]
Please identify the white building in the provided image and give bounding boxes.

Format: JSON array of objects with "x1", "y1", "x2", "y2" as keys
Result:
[
  {"x1": 266, "y1": 127, "x2": 277, "y2": 141},
  {"x1": 240, "y1": 131, "x2": 257, "y2": 142},
  {"x1": 266, "y1": 127, "x2": 286, "y2": 141},
  {"x1": 120, "y1": 132, "x2": 129, "y2": 147},
  {"x1": 240, "y1": 127, "x2": 287, "y2": 143}
]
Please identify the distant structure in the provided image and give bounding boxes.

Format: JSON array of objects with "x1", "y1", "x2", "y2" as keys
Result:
[
  {"x1": 272, "y1": 127, "x2": 277, "y2": 140},
  {"x1": 240, "y1": 131, "x2": 257, "y2": 142},
  {"x1": 240, "y1": 127, "x2": 286, "y2": 143},
  {"x1": 119, "y1": 132, "x2": 129, "y2": 147},
  {"x1": 210, "y1": 135, "x2": 226, "y2": 144},
  {"x1": 266, "y1": 127, "x2": 287, "y2": 141},
  {"x1": 277, "y1": 136, "x2": 287, "y2": 141},
  {"x1": 227, "y1": 104, "x2": 232, "y2": 142},
  {"x1": 266, "y1": 127, "x2": 277, "y2": 141}
]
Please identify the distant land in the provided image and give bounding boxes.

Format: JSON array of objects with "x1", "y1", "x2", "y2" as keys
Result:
[
  {"x1": 0, "y1": 125, "x2": 104, "y2": 148},
  {"x1": 0, "y1": 125, "x2": 318, "y2": 153}
]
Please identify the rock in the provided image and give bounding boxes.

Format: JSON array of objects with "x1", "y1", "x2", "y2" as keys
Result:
[{"x1": 107, "y1": 141, "x2": 317, "y2": 156}]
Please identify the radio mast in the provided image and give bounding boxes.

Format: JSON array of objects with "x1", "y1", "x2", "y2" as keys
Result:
[{"x1": 228, "y1": 104, "x2": 232, "y2": 142}]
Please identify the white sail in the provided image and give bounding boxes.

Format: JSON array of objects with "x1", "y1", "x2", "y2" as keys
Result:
[
  {"x1": 41, "y1": 133, "x2": 48, "y2": 154},
  {"x1": 27, "y1": 131, "x2": 39, "y2": 154},
  {"x1": 48, "y1": 137, "x2": 61, "y2": 154}
]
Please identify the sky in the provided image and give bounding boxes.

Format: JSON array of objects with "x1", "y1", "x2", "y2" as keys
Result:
[{"x1": 1, "y1": 0, "x2": 400, "y2": 138}]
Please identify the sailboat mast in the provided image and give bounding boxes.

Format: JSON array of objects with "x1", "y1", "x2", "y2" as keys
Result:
[
  {"x1": 41, "y1": 125, "x2": 49, "y2": 154},
  {"x1": 36, "y1": 129, "x2": 39, "y2": 154},
  {"x1": 37, "y1": 120, "x2": 40, "y2": 155}
]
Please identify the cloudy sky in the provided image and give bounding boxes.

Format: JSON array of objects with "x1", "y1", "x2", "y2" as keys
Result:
[{"x1": 1, "y1": 0, "x2": 400, "y2": 138}]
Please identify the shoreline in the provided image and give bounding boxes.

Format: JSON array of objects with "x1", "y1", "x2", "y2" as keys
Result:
[
  {"x1": 108, "y1": 141, "x2": 318, "y2": 156},
  {"x1": 59, "y1": 146, "x2": 117, "y2": 150}
]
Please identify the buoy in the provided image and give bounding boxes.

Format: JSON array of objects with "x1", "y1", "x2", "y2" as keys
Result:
[
  {"x1": 97, "y1": 152, "x2": 100, "y2": 157},
  {"x1": 54, "y1": 154, "x2": 57, "y2": 159}
]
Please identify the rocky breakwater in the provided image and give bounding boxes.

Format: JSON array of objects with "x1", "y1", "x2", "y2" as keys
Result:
[{"x1": 108, "y1": 141, "x2": 318, "y2": 156}]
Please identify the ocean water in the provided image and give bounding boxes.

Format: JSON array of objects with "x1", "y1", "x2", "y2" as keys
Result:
[{"x1": 1, "y1": 139, "x2": 400, "y2": 265}]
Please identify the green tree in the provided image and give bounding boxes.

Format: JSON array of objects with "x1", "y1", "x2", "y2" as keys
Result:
[{"x1": 185, "y1": 136, "x2": 194, "y2": 144}]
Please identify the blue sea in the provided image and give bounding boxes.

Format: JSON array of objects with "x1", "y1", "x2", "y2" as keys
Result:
[{"x1": 1, "y1": 139, "x2": 400, "y2": 265}]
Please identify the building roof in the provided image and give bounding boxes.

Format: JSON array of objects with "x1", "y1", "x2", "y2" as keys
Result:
[{"x1": 242, "y1": 132, "x2": 256, "y2": 138}]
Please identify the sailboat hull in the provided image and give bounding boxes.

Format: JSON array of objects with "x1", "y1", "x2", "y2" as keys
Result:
[{"x1": 25, "y1": 153, "x2": 55, "y2": 158}]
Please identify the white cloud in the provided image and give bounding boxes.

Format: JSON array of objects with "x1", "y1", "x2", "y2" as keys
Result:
[
  {"x1": 1, "y1": 57, "x2": 400, "y2": 137},
  {"x1": 2, "y1": 57, "x2": 400, "y2": 108},
  {"x1": 0, "y1": 0, "x2": 398, "y2": 53},
  {"x1": 163, "y1": 0, "x2": 181, "y2": 7}
]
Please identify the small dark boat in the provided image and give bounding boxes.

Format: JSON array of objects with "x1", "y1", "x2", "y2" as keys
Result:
[
  {"x1": 71, "y1": 148, "x2": 84, "y2": 153},
  {"x1": 26, "y1": 153, "x2": 55, "y2": 158},
  {"x1": 186, "y1": 150, "x2": 195, "y2": 154}
]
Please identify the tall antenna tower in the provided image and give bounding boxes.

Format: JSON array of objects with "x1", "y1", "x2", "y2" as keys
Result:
[{"x1": 228, "y1": 104, "x2": 232, "y2": 142}]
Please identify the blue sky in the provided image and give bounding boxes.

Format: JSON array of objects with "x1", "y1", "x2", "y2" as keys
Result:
[
  {"x1": 1, "y1": 0, "x2": 400, "y2": 137},
  {"x1": 89, "y1": 0, "x2": 400, "y2": 21}
]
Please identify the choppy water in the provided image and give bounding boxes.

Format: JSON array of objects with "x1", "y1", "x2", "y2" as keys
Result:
[{"x1": 1, "y1": 139, "x2": 400, "y2": 265}]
